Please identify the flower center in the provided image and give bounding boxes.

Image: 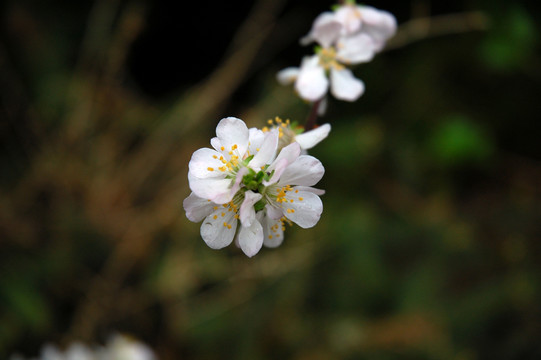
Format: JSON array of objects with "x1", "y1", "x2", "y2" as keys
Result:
[
  {"x1": 262, "y1": 116, "x2": 302, "y2": 152},
  {"x1": 318, "y1": 47, "x2": 345, "y2": 71}
]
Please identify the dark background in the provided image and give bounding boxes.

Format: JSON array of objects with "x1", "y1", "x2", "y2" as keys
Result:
[{"x1": 1, "y1": 0, "x2": 541, "y2": 359}]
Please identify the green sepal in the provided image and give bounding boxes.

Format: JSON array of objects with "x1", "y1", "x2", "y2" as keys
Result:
[{"x1": 254, "y1": 199, "x2": 266, "y2": 212}]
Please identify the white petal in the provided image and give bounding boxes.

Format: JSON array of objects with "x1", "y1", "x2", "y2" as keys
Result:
[
  {"x1": 240, "y1": 190, "x2": 262, "y2": 227},
  {"x1": 231, "y1": 166, "x2": 249, "y2": 196},
  {"x1": 294, "y1": 123, "x2": 331, "y2": 150},
  {"x1": 295, "y1": 186, "x2": 325, "y2": 196},
  {"x1": 188, "y1": 173, "x2": 233, "y2": 204},
  {"x1": 265, "y1": 158, "x2": 288, "y2": 186},
  {"x1": 336, "y1": 33, "x2": 377, "y2": 64},
  {"x1": 334, "y1": 5, "x2": 363, "y2": 34},
  {"x1": 247, "y1": 128, "x2": 265, "y2": 155},
  {"x1": 210, "y1": 137, "x2": 221, "y2": 153},
  {"x1": 295, "y1": 56, "x2": 329, "y2": 102},
  {"x1": 41, "y1": 345, "x2": 63, "y2": 360},
  {"x1": 317, "y1": 96, "x2": 328, "y2": 116},
  {"x1": 189, "y1": 148, "x2": 230, "y2": 179},
  {"x1": 358, "y1": 6, "x2": 397, "y2": 50},
  {"x1": 262, "y1": 214, "x2": 285, "y2": 248},
  {"x1": 200, "y1": 208, "x2": 237, "y2": 249},
  {"x1": 183, "y1": 192, "x2": 215, "y2": 222},
  {"x1": 282, "y1": 190, "x2": 323, "y2": 228},
  {"x1": 65, "y1": 343, "x2": 94, "y2": 360},
  {"x1": 330, "y1": 67, "x2": 365, "y2": 101},
  {"x1": 216, "y1": 117, "x2": 250, "y2": 156},
  {"x1": 265, "y1": 142, "x2": 301, "y2": 185},
  {"x1": 276, "y1": 67, "x2": 300, "y2": 85},
  {"x1": 265, "y1": 203, "x2": 284, "y2": 220},
  {"x1": 238, "y1": 220, "x2": 264, "y2": 257},
  {"x1": 302, "y1": 12, "x2": 343, "y2": 48},
  {"x1": 249, "y1": 130, "x2": 278, "y2": 169},
  {"x1": 278, "y1": 155, "x2": 325, "y2": 187}
]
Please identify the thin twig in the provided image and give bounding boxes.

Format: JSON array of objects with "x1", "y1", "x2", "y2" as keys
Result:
[
  {"x1": 385, "y1": 11, "x2": 489, "y2": 51},
  {"x1": 304, "y1": 99, "x2": 322, "y2": 131}
]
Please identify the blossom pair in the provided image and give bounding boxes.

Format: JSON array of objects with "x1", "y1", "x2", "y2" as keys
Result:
[
  {"x1": 184, "y1": 117, "x2": 329, "y2": 257},
  {"x1": 278, "y1": 2, "x2": 397, "y2": 102}
]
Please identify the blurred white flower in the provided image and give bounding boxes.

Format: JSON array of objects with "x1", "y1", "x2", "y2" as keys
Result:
[
  {"x1": 278, "y1": 2, "x2": 396, "y2": 103},
  {"x1": 301, "y1": 3, "x2": 397, "y2": 57},
  {"x1": 10, "y1": 335, "x2": 156, "y2": 360}
]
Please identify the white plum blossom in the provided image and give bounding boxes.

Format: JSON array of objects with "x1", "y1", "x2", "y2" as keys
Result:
[
  {"x1": 277, "y1": 2, "x2": 396, "y2": 103},
  {"x1": 184, "y1": 118, "x2": 326, "y2": 257}
]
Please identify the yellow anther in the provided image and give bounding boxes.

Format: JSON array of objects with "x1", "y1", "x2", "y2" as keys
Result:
[
  {"x1": 213, "y1": 206, "x2": 218, "y2": 210},
  {"x1": 262, "y1": 126, "x2": 269, "y2": 132},
  {"x1": 221, "y1": 212, "x2": 225, "y2": 217},
  {"x1": 290, "y1": 199, "x2": 294, "y2": 203},
  {"x1": 223, "y1": 222, "x2": 228, "y2": 227},
  {"x1": 298, "y1": 197, "x2": 303, "y2": 201},
  {"x1": 220, "y1": 146, "x2": 225, "y2": 151},
  {"x1": 213, "y1": 215, "x2": 218, "y2": 219},
  {"x1": 231, "y1": 144, "x2": 238, "y2": 150},
  {"x1": 207, "y1": 167, "x2": 214, "y2": 171},
  {"x1": 219, "y1": 166, "x2": 226, "y2": 171},
  {"x1": 268, "y1": 235, "x2": 273, "y2": 239}
]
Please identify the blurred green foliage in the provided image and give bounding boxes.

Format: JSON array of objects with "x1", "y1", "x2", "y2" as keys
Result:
[{"x1": 1, "y1": 0, "x2": 541, "y2": 359}]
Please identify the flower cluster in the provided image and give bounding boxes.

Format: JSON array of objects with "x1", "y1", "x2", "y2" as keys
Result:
[
  {"x1": 184, "y1": 117, "x2": 329, "y2": 257},
  {"x1": 10, "y1": 335, "x2": 156, "y2": 360},
  {"x1": 277, "y1": 1, "x2": 396, "y2": 102}
]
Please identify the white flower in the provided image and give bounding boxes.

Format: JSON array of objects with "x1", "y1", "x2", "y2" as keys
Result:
[
  {"x1": 100, "y1": 335, "x2": 156, "y2": 360},
  {"x1": 334, "y1": 5, "x2": 397, "y2": 52},
  {"x1": 184, "y1": 132, "x2": 326, "y2": 257},
  {"x1": 277, "y1": 52, "x2": 364, "y2": 102},
  {"x1": 10, "y1": 335, "x2": 156, "y2": 360},
  {"x1": 188, "y1": 117, "x2": 278, "y2": 204}
]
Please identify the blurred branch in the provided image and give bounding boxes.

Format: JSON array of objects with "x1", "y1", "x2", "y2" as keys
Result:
[
  {"x1": 67, "y1": 0, "x2": 287, "y2": 341},
  {"x1": 386, "y1": 11, "x2": 490, "y2": 51}
]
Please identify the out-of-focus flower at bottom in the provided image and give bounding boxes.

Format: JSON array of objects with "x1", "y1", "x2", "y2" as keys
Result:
[{"x1": 10, "y1": 334, "x2": 157, "y2": 360}]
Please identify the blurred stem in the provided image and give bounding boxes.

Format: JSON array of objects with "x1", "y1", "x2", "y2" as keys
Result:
[{"x1": 304, "y1": 99, "x2": 322, "y2": 131}]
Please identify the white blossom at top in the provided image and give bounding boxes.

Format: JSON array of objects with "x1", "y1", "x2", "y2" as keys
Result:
[
  {"x1": 301, "y1": 3, "x2": 397, "y2": 57},
  {"x1": 277, "y1": 3, "x2": 396, "y2": 103},
  {"x1": 184, "y1": 118, "x2": 326, "y2": 257}
]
